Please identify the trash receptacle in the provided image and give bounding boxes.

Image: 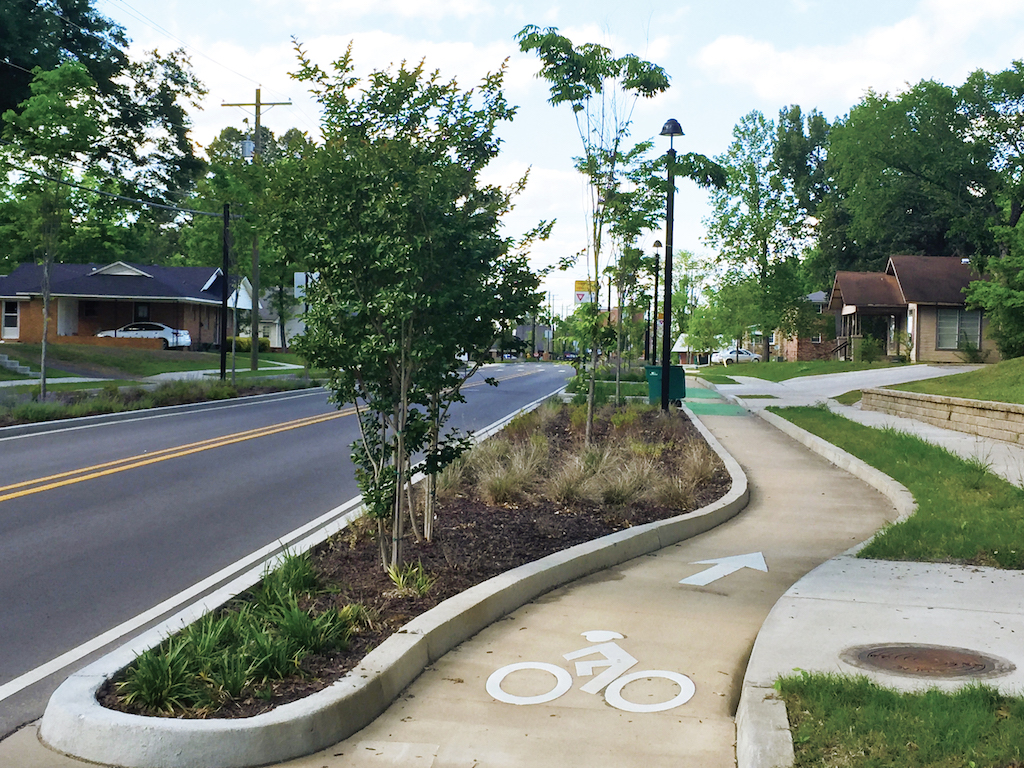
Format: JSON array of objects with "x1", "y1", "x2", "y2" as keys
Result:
[{"x1": 645, "y1": 365, "x2": 686, "y2": 405}]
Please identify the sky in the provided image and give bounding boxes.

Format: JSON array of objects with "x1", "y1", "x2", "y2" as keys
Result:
[{"x1": 98, "y1": 0, "x2": 1024, "y2": 315}]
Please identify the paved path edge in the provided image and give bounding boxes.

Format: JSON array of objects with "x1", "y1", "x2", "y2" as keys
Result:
[
  {"x1": 735, "y1": 408, "x2": 917, "y2": 768},
  {"x1": 38, "y1": 405, "x2": 749, "y2": 768}
]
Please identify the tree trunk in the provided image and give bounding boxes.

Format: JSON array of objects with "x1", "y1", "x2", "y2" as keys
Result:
[{"x1": 40, "y1": 253, "x2": 50, "y2": 401}]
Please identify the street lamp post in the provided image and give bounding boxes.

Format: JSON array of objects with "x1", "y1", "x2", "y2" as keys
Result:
[
  {"x1": 660, "y1": 119, "x2": 683, "y2": 412},
  {"x1": 649, "y1": 240, "x2": 662, "y2": 365}
]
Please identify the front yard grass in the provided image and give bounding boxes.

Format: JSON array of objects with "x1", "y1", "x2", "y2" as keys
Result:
[
  {"x1": 776, "y1": 671, "x2": 1024, "y2": 768},
  {"x1": 1, "y1": 343, "x2": 308, "y2": 379},
  {"x1": 769, "y1": 405, "x2": 1024, "y2": 568},
  {"x1": 888, "y1": 356, "x2": 1024, "y2": 405},
  {"x1": 769, "y1": 405, "x2": 1024, "y2": 767}
]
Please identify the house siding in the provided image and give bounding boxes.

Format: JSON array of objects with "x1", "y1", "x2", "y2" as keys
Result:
[
  {"x1": 778, "y1": 336, "x2": 834, "y2": 362},
  {"x1": 914, "y1": 306, "x2": 1001, "y2": 363}
]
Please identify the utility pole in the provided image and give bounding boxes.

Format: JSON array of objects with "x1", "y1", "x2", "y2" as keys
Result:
[{"x1": 222, "y1": 88, "x2": 290, "y2": 370}]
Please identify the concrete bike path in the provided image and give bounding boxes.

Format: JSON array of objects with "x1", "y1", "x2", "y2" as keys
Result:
[
  {"x1": 2, "y1": 398, "x2": 897, "y2": 767},
  {"x1": 265, "y1": 406, "x2": 897, "y2": 767}
]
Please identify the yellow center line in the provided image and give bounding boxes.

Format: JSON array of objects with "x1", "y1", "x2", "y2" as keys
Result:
[
  {"x1": 0, "y1": 408, "x2": 356, "y2": 504},
  {"x1": 462, "y1": 369, "x2": 539, "y2": 388},
  {"x1": 2, "y1": 367, "x2": 550, "y2": 503}
]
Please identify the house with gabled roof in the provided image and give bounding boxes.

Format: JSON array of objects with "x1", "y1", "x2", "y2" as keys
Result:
[
  {"x1": 828, "y1": 255, "x2": 999, "y2": 363},
  {"x1": 0, "y1": 261, "x2": 252, "y2": 350}
]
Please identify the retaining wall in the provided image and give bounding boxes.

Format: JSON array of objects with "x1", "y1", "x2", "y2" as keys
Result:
[{"x1": 861, "y1": 388, "x2": 1024, "y2": 445}]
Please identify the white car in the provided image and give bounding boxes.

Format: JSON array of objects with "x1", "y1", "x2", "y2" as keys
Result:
[
  {"x1": 97, "y1": 322, "x2": 192, "y2": 349},
  {"x1": 711, "y1": 348, "x2": 761, "y2": 365}
]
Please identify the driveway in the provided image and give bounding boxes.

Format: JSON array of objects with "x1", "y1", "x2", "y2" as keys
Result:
[{"x1": 711, "y1": 364, "x2": 980, "y2": 409}]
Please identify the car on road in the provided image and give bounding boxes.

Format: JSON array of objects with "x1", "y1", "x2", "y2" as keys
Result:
[
  {"x1": 710, "y1": 348, "x2": 761, "y2": 365},
  {"x1": 97, "y1": 322, "x2": 192, "y2": 349}
]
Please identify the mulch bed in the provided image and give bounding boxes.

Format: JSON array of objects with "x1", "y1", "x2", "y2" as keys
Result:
[{"x1": 99, "y1": 406, "x2": 731, "y2": 719}]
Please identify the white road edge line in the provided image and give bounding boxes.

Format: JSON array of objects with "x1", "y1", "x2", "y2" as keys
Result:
[
  {"x1": 0, "y1": 493, "x2": 362, "y2": 704},
  {"x1": 0, "y1": 378, "x2": 567, "y2": 704}
]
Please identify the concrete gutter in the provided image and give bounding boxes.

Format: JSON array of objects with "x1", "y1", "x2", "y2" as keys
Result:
[
  {"x1": 734, "y1": 408, "x2": 918, "y2": 768},
  {"x1": 41, "y1": 404, "x2": 748, "y2": 768}
]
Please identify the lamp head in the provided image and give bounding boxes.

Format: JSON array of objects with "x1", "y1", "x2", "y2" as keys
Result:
[
  {"x1": 659, "y1": 119, "x2": 683, "y2": 137},
  {"x1": 660, "y1": 118, "x2": 683, "y2": 150}
]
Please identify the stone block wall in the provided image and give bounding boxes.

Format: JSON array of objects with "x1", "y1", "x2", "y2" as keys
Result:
[{"x1": 861, "y1": 387, "x2": 1024, "y2": 445}]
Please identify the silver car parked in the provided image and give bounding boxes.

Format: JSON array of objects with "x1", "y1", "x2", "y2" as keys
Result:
[{"x1": 710, "y1": 348, "x2": 761, "y2": 365}]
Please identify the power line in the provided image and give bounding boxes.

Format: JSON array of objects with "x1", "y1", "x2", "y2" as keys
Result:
[
  {"x1": 4, "y1": 161, "x2": 240, "y2": 219},
  {"x1": 99, "y1": 0, "x2": 322, "y2": 136}
]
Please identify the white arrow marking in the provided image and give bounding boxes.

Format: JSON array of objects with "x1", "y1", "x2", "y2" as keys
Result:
[{"x1": 679, "y1": 552, "x2": 768, "y2": 586}]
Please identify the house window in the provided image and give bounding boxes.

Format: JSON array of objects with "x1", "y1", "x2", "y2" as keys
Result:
[
  {"x1": 2, "y1": 300, "x2": 18, "y2": 339},
  {"x1": 811, "y1": 334, "x2": 822, "y2": 344},
  {"x1": 768, "y1": 332, "x2": 776, "y2": 345},
  {"x1": 81, "y1": 301, "x2": 97, "y2": 317},
  {"x1": 936, "y1": 309, "x2": 982, "y2": 350},
  {"x1": 134, "y1": 302, "x2": 150, "y2": 322}
]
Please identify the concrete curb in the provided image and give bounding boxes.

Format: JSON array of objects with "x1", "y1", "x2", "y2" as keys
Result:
[
  {"x1": 40, "y1": 404, "x2": 748, "y2": 768},
  {"x1": 734, "y1": 408, "x2": 918, "y2": 768}
]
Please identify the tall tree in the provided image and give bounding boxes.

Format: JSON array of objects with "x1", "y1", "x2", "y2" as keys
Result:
[
  {"x1": 704, "y1": 110, "x2": 806, "y2": 360},
  {"x1": 1, "y1": 1, "x2": 206, "y2": 206},
  {"x1": 0, "y1": 0, "x2": 127, "y2": 130},
  {"x1": 271, "y1": 44, "x2": 544, "y2": 569}
]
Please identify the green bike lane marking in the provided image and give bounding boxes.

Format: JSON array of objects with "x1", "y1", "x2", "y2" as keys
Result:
[{"x1": 684, "y1": 386, "x2": 748, "y2": 416}]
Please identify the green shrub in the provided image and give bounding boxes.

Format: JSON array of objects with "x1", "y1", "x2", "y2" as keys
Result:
[
  {"x1": 857, "y1": 334, "x2": 884, "y2": 363},
  {"x1": 228, "y1": 336, "x2": 271, "y2": 353}
]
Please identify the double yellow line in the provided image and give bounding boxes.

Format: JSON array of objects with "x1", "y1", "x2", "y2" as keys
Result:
[
  {"x1": 2, "y1": 367, "x2": 547, "y2": 504},
  {"x1": 0, "y1": 408, "x2": 356, "y2": 504}
]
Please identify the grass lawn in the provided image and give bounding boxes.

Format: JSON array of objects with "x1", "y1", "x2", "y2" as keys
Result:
[
  {"x1": 0, "y1": 343, "x2": 308, "y2": 379},
  {"x1": 777, "y1": 672, "x2": 1024, "y2": 768},
  {"x1": 833, "y1": 390, "x2": 862, "y2": 405},
  {"x1": 769, "y1": 405, "x2": 1024, "y2": 567},
  {"x1": 0, "y1": 367, "x2": 25, "y2": 381},
  {"x1": 888, "y1": 356, "x2": 1024, "y2": 405}
]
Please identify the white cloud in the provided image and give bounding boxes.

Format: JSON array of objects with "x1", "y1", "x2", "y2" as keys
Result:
[
  {"x1": 263, "y1": 0, "x2": 493, "y2": 22},
  {"x1": 695, "y1": 0, "x2": 1024, "y2": 114}
]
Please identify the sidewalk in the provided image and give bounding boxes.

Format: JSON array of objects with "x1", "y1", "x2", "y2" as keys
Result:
[
  {"x1": 720, "y1": 365, "x2": 1024, "y2": 488},
  {"x1": 0, "y1": 388, "x2": 900, "y2": 767},
  {"x1": 4, "y1": 370, "x2": 1023, "y2": 768}
]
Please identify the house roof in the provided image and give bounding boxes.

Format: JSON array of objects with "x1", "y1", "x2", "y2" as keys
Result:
[
  {"x1": 886, "y1": 255, "x2": 977, "y2": 306},
  {"x1": 828, "y1": 271, "x2": 904, "y2": 312},
  {"x1": 0, "y1": 261, "x2": 228, "y2": 306},
  {"x1": 828, "y1": 256, "x2": 981, "y2": 313}
]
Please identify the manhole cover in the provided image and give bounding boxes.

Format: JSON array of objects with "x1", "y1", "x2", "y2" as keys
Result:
[{"x1": 841, "y1": 644, "x2": 1015, "y2": 679}]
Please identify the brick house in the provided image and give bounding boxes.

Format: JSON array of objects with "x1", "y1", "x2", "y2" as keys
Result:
[
  {"x1": 0, "y1": 261, "x2": 250, "y2": 350},
  {"x1": 772, "y1": 290, "x2": 835, "y2": 362}
]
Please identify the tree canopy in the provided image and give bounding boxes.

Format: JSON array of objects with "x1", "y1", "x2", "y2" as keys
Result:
[{"x1": 271, "y1": 44, "x2": 544, "y2": 568}]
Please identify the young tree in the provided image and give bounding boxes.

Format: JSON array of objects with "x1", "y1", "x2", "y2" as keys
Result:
[
  {"x1": 1, "y1": 61, "x2": 100, "y2": 398},
  {"x1": 704, "y1": 110, "x2": 807, "y2": 360},
  {"x1": 516, "y1": 26, "x2": 668, "y2": 439},
  {"x1": 270, "y1": 45, "x2": 544, "y2": 569}
]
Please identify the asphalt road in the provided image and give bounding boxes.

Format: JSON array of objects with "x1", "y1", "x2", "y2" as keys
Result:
[{"x1": 0, "y1": 362, "x2": 572, "y2": 737}]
